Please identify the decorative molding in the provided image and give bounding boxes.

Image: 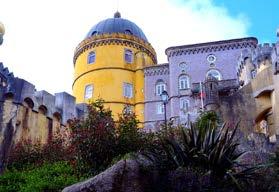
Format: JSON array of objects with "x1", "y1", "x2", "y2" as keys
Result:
[
  {"x1": 165, "y1": 37, "x2": 258, "y2": 57},
  {"x1": 144, "y1": 64, "x2": 169, "y2": 76},
  {"x1": 74, "y1": 33, "x2": 157, "y2": 65},
  {"x1": 73, "y1": 67, "x2": 143, "y2": 87}
]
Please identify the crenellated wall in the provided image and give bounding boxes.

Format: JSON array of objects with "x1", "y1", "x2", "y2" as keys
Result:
[{"x1": 0, "y1": 63, "x2": 86, "y2": 173}]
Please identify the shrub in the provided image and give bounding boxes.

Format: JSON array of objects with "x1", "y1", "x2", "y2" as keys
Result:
[
  {"x1": 70, "y1": 99, "x2": 117, "y2": 175},
  {"x1": 116, "y1": 112, "x2": 153, "y2": 156},
  {"x1": 0, "y1": 161, "x2": 79, "y2": 192},
  {"x1": 7, "y1": 133, "x2": 70, "y2": 170}
]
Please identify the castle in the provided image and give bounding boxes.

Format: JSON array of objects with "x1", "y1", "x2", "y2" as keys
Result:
[{"x1": 0, "y1": 13, "x2": 279, "y2": 171}]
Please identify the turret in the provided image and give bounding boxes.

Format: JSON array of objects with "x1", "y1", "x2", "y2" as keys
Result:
[{"x1": 204, "y1": 76, "x2": 219, "y2": 111}]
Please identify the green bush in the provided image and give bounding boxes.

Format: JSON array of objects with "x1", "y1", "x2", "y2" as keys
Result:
[
  {"x1": 0, "y1": 161, "x2": 80, "y2": 192},
  {"x1": 70, "y1": 99, "x2": 117, "y2": 175}
]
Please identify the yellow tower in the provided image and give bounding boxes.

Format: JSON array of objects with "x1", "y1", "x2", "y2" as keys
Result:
[{"x1": 73, "y1": 12, "x2": 157, "y2": 124}]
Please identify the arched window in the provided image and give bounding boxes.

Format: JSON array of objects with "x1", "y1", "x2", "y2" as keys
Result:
[
  {"x1": 124, "y1": 49, "x2": 133, "y2": 63},
  {"x1": 206, "y1": 69, "x2": 222, "y2": 80},
  {"x1": 178, "y1": 75, "x2": 190, "y2": 90},
  {"x1": 91, "y1": 31, "x2": 98, "y2": 36},
  {"x1": 84, "y1": 84, "x2": 93, "y2": 99},
  {"x1": 88, "y1": 51, "x2": 96, "y2": 64},
  {"x1": 180, "y1": 98, "x2": 189, "y2": 112},
  {"x1": 124, "y1": 29, "x2": 133, "y2": 35},
  {"x1": 155, "y1": 80, "x2": 166, "y2": 96},
  {"x1": 157, "y1": 103, "x2": 164, "y2": 114}
]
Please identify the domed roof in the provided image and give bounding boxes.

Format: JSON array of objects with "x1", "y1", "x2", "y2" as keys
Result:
[{"x1": 86, "y1": 12, "x2": 148, "y2": 42}]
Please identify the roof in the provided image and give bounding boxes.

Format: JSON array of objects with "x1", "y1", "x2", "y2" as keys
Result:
[{"x1": 85, "y1": 12, "x2": 148, "y2": 42}]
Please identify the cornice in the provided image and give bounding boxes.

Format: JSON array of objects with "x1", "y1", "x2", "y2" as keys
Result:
[
  {"x1": 144, "y1": 64, "x2": 169, "y2": 77},
  {"x1": 165, "y1": 37, "x2": 258, "y2": 57},
  {"x1": 74, "y1": 33, "x2": 157, "y2": 65}
]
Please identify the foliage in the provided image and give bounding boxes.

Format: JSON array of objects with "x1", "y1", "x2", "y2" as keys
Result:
[
  {"x1": 196, "y1": 111, "x2": 219, "y2": 130},
  {"x1": 268, "y1": 148, "x2": 279, "y2": 191},
  {"x1": 116, "y1": 112, "x2": 154, "y2": 156},
  {"x1": 70, "y1": 99, "x2": 117, "y2": 175},
  {"x1": 7, "y1": 133, "x2": 69, "y2": 170},
  {"x1": 0, "y1": 161, "x2": 79, "y2": 192},
  {"x1": 141, "y1": 120, "x2": 261, "y2": 191}
]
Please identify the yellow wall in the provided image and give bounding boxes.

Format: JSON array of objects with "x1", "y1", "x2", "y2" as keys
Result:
[{"x1": 73, "y1": 36, "x2": 156, "y2": 123}]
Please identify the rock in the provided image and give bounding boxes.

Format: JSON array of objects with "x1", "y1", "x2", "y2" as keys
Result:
[{"x1": 63, "y1": 159, "x2": 146, "y2": 192}]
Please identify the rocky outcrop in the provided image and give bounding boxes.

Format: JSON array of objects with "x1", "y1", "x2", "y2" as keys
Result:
[
  {"x1": 62, "y1": 157, "x2": 211, "y2": 192},
  {"x1": 62, "y1": 158, "x2": 158, "y2": 192}
]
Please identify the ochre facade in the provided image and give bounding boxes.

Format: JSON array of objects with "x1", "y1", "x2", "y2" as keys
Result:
[{"x1": 73, "y1": 33, "x2": 156, "y2": 123}]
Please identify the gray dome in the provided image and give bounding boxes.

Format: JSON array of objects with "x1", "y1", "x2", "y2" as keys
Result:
[{"x1": 86, "y1": 12, "x2": 148, "y2": 42}]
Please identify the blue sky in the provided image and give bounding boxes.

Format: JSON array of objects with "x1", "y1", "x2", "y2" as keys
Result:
[
  {"x1": 0, "y1": 0, "x2": 278, "y2": 94},
  {"x1": 213, "y1": 0, "x2": 279, "y2": 43}
]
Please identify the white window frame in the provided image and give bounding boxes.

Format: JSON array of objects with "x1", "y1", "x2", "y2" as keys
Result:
[
  {"x1": 179, "y1": 75, "x2": 190, "y2": 90},
  {"x1": 123, "y1": 82, "x2": 133, "y2": 98},
  {"x1": 87, "y1": 51, "x2": 96, "y2": 64},
  {"x1": 155, "y1": 81, "x2": 166, "y2": 96},
  {"x1": 84, "y1": 84, "x2": 93, "y2": 99},
  {"x1": 206, "y1": 69, "x2": 222, "y2": 80},
  {"x1": 180, "y1": 98, "x2": 189, "y2": 113},
  {"x1": 157, "y1": 103, "x2": 165, "y2": 114},
  {"x1": 251, "y1": 69, "x2": 256, "y2": 79},
  {"x1": 124, "y1": 49, "x2": 133, "y2": 63}
]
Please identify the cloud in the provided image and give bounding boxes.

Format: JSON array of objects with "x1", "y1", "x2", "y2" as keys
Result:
[{"x1": 0, "y1": 0, "x2": 249, "y2": 94}]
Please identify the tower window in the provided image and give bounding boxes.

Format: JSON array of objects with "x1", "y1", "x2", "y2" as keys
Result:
[
  {"x1": 179, "y1": 75, "x2": 190, "y2": 90},
  {"x1": 88, "y1": 51, "x2": 96, "y2": 64},
  {"x1": 124, "y1": 49, "x2": 133, "y2": 63},
  {"x1": 251, "y1": 69, "x2": 256, "y2": 79},
  {"x1": 84, "y1": 84, "x2": 93, "y2": 99},
  {"x1": 206, "y1": 69, "x2": 222, "y2": 80},
  {"x1": 155, "y1": 81, "x2": 166, "y2": 96},
  {"x1": 123, "y1": 82, "x2": 133, "y2": 98},
  {"x1": 180, "y1": 98, "x2": 189, "y2": 112},
  {"x1": 124, "y1": 30, "x2": 133, "y2": 35},
  {"x1": 157, "y1": 103, "x2": 165, "y2": 114}
]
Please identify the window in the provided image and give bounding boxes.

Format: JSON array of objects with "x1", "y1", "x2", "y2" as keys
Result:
[
  {"x1": 124, "y1": 29, "x2": 133, "y2": 35},
  {"x1": 157, "y1": 103, "x2": 164, "y2": 114},
  {"x1": 123, "y1": 83, "x2": 133, "y2": 98},
  {"x1": 207, "y1": 54, "x2": 216, "y2": 63},
  {"x1": 179, "y1": 75, "x2": 190, "y2": 90},
  {"x1": 84, "y1": 84, "x2": 93, "y2": 99},
  {"x1": 124, "y1": 49, "x2": 133, "y2": 63},
  {"x1": 180, "y1": 98, "x2": 189, "y2": 113},
  {"x1": 88, "y1": 51, "x2": 96, "y2": 64},
  {"x1": 123, "y1": 105, "x2": 133, "y2": 114},
  {"x1": 251, "y1": 70, "x2": 256, "y2": 79},
  {"x1": 206, "y1": 69, "x2": 222, "y2": 80},
  {"x1": 155, "y1": 81, "x2": 166, "y2": 96}
]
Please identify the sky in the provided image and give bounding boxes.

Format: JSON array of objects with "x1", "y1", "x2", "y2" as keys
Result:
[{"x1": 0, "y1": 0, "x2": 278, "y2": 94}]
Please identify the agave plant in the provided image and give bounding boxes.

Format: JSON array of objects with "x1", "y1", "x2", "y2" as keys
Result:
[{"x1": 141, "y1": 121, "x2": 263, "y2": 190}]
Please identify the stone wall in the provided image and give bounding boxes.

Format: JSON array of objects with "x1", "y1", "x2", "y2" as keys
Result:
[{"x1": 0, "y1": 63, "x2": 87, "y2": 173}]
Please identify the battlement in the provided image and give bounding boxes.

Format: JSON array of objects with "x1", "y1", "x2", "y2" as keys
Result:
[
  {"x1": 0, "y1": 63, "x2": 86, "y2": 125},
  {"x1": 252, "y1": 43, "x2": 275, "y2": 64},
  {"x1": 237, "y1": 49, "x2": 253, "y2": 76}
]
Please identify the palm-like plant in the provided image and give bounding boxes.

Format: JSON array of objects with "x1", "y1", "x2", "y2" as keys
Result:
[
  {"x1": 141, "y1": 120, "x2": 262, "y2": 190},
  {"x1": 161, "y1": 123, "x2": 243, "y2": 178}
]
